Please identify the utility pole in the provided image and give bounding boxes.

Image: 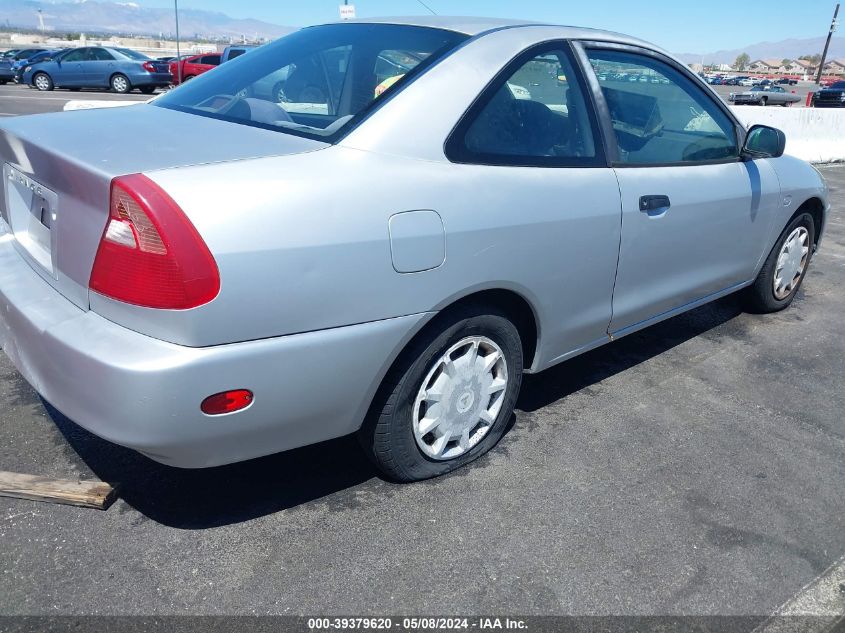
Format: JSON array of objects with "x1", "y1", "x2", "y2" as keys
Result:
[
  {"x1": 816, "y1": 3, "x2": 840, "y2": 84},
  {"x1": 174, "y1": 0, "x2": 182, "y2": 85}
]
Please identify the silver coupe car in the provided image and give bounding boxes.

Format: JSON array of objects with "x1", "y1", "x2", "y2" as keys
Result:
[{"x1": 0, "y1": 18, "x2": 830, "y2": 481}]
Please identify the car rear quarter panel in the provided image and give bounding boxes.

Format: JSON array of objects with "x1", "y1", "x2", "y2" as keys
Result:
[{"x1": 129, "y1": 145, "x2": 621, "y2": 373}]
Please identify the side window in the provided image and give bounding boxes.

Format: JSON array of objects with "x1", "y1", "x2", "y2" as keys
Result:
[
  {"x1": 63, "y1": 49, "x2": 87, "y2": 62},
  {"x1": 201, "y1": 55, "x2": 221, "y2": 66},
  {"x1": 90, "y1": 48, "x2": 114, "y2": 61},
  {"x1": 448, "y1": 47, "x2": 600, "y2": 166},
  {"x1": 373, "y1": 50, "x2": 424, "y2": 97},
  {"x1": 276, "y1": 45, "x2": 351, "y2": 115},
  {"x1": 585, "y1": 49, "x2": 738, "y2": 164}
]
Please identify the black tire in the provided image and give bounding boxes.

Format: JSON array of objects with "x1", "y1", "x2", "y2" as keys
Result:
[
  {"x1": 760, "y1": 97, "x2": 768, "y2": 106},
  {"x1": 110, "y1": 73, "x2": 131, "y2": 94},
  {"x1": 32, "y1": 72, "x2": 53, "y2": 91},
  {"x1": 139, "y1": 86, "x2": 156, "y2": 95},
  {"x1": 359, "y1": 304, "x2": 523, "y2": 482},
  {"x1": 0, "y1": 80, "x2": 7, "y2": 85},
  {"x1": 744, "y1": 212, "x2": 815, "y2": 313}
]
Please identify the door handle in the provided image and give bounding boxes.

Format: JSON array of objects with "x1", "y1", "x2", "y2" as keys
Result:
[{"x1": 639, "y1": 195, "x2": 671, "y2": 214}]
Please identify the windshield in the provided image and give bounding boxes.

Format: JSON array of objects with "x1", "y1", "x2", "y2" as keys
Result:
[
  {"x1": 153, "y1": 23, "x2": 468, "y2": 141},
  {"x1": 114, "y1": 48, "x2": 150, "y2": 60},
  {"x1": 830, "y1": 81, "x2": 845, "y2": 90}
]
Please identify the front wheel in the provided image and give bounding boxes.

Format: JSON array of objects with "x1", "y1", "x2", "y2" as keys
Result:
[
  {"x1": 744, "y1": 213, "x2": 815, "y2": 313},
  {"x1": 110, "y1": 73, "x2": 131, "y2": 94},
  {"x1": 760, "y1": 97, "x2": 768, "y2": 106},
  {"x1": 360, "y1": 305, "x2": 523, "y2": 482},
  {"x1": 33, "y1": 72, "x2": 53, "y2": 91}
]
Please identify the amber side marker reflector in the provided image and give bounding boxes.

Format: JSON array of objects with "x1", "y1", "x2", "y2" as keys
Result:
[{"x1": 201, "y1": 390, "x2": 253, "y2": 415}]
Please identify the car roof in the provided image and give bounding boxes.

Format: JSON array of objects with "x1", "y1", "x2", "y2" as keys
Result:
[{"x1": 323, "y1": 16, "x2": 661, "y2": 50}]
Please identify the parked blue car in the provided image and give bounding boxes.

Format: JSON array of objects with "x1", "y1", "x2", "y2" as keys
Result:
[
  {"x1": 12, "y1": 49, "x2": 59, "y2": 83},
  {"x1": 23, "y1": 46, "x2": 171, "y2": 94},
  {"x1": 0, "y1": 48, "x2": 48, "y2": 84}
]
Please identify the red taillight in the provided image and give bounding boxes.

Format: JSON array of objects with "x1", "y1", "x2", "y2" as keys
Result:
[
  {"x1": 89, "y1": 174, "x2": 220, "y2": 309},
  {"x1": 201, "y1": 390, "x2": 253, "y2": 415},
  {"x1": 142, "y1": 61, "x2": 156, "y2": 73}
]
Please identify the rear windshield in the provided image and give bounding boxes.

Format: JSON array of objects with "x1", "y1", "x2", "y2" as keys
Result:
[
  {"x1": 829, "y1": 81, "x2": 845, "y2": 90},
  {"x1": 154, "y1": 23, "x2": 468, "y2": 141},
  {"x1": 114, "y1": 48, "x2": 150, "y2": 60}
]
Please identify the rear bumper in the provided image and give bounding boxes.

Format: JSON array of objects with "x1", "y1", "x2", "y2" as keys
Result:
[
  {"x1": 0, "y1": 222, "x2": 427, "y2": 467},
  {"x1": 132, "y1": 73, "x2": 172, "y2": 87}
]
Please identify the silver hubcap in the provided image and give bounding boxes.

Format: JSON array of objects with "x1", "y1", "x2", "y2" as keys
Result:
[
  {"x1": 113, "y1": 77, "x2": 127, "y2": 91},
  {"x1": 35, "y1": 75, "x2": 49, "y2": 90},
  {"x1": 413, "y1": 336, "x2": 508, "y2": 461},
  {"x1": 774, "y1": 227, "x2": 810, "y2": 300}
]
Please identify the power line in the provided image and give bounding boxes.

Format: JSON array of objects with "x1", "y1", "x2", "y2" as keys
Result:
[{"x1": 416, "y1": 0, "x2": 438, "y2": 15}]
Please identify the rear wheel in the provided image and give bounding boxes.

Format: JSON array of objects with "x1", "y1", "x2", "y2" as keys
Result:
[
  {"x1": 744, "y1": 213, "x2": 815, "y2": 313},
  {"x1": 360, "y1": 305, "x2": 523, "y2": 482},
  {"x1": 110, "y1": 73, "x2": 131, "y2": 94},
  {"x1": 760, "y1": 96, "x2": 768, "y2": 106},
  {"x1": 33, "y1": 72, "x2": 53, "y2": 91}
]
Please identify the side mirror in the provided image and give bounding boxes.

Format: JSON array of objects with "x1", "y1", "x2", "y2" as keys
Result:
[{"x1": 742, "y1": 124, "x2": 786, "y2": 159}]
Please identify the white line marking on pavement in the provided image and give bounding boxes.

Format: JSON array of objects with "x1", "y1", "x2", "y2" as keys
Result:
[
  {"x1": 753, "y1": 553, "x2": 845, "y2": 632},
  {"x1": 1, "y1": 96, "x2": 147, "y2": 102}
]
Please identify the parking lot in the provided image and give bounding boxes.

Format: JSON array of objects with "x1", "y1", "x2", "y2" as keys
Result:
[
  {"x1": 1, "y1": 83, "x2": 844, "y2": 621},
  {"x1": 0, "y1": 79, "x2": 828, "y2": 119}
]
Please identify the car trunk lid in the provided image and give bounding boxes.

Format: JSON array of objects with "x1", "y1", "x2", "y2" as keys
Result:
[{"x1": 0, "y1": 104, "x2": 328, "y2": 310}]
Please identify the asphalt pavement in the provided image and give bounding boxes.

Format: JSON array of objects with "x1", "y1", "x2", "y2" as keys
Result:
[
  {"x1": 0, "y1": 83, "x2": 152, "y2": 117},
  {"x1": 0, "y1": 90, "x2": 843, "y2": 619}
]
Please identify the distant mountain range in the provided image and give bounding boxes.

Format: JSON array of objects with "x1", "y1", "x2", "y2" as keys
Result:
[
  {"x1": 0, "y1": 0, "x2": 297, "y2": 40},
  {"x1": 677, "y1": 36, "x2": 845, "y2": 65}
]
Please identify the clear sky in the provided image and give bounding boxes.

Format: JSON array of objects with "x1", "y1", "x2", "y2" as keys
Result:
[{"x1": 130, "y1": 0, "x2": 840, "y2": 54}]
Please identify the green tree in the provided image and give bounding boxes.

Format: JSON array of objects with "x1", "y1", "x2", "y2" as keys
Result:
[
  {"x1": 782, "y1": 58, "x2": 792, "y2": 67},
  {"x1": 735, "y1": 53, "x2": 751, "y2": 71}
]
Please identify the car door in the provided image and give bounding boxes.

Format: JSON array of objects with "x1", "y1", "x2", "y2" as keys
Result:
[
  {"x1": 83, "y1": 47, "x2": 116, "y2": 87},
  {"x1": 577, "y1": 44, "x2": 782, "y2": 336},
  {"x1": 55, "y1": 48, "x2": 87, "y2": 86},
  {"x1": 443, "y1": 43, "x2": 623, "y2": 365}
]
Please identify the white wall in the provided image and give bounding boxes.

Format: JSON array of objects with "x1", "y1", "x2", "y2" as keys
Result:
[{"x1": 731, "y1": 105, "x2": 845, "y2": 163}]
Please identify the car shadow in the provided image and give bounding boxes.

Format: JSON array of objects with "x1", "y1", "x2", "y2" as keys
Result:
[
  {"x1": 46, "y1": 294, "x2": 745, "y2": 529},
  {"x1": 46, "y1": 402, "x2": 379, "y2": 529}
]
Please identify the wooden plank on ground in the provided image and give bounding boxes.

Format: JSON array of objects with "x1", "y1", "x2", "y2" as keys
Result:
[{"x1": 0, "y1": 471, "x2": 118, "y2": 510}]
